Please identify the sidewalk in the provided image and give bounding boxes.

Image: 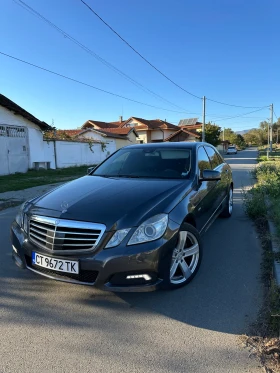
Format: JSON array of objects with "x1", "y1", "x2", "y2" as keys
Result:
[{"x1": 0, "y1": 182, "x2": 66, "y2": 210}]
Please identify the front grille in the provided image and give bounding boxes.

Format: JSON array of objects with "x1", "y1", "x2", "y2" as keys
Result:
[
  {"x1": 25, "y1": 255, "x2": 98, "y2": 284},
  {"x1": 29, "y1": 215, "x2": 106, "y2": 254}
]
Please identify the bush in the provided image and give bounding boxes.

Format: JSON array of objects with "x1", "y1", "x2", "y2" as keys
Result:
[
  {"x1": 255, "y1": 163, "x2": 280, "y2": 198},
  {"x1": 243, "y1": 187, "x2": 267, "y2": 220}
]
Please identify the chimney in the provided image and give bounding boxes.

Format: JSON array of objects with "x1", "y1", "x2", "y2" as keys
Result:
[{"x1": 119, "y1": 115, "x2": 123, "y2": 123}]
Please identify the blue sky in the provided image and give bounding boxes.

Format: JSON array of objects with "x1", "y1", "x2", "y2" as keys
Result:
[{"x1": 0, "y1": 0, "x2": 279, "y2": 131}]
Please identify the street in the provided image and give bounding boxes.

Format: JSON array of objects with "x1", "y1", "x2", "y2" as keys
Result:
[{"x1": 0, "y1": 148, "x2": 262, "y2": 373}]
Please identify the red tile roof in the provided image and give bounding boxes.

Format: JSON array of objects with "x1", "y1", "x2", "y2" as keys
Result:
[
  {"x1": 164, "y1": 128, "x2": 201, "y2": 142},
  {"x1": 82, "y1": 120, "x2": 120, "y2": 129},
  {"x1": 101, "y1": 127, "x2": 138, "y2": 136},
  {"x1": 179, "y1": 124, "x2": 202, "y2": 130},
  {"x1": 109, "y1": 120, "x2": 127, "y2": 127},
  {"x1": 121, "y1": 117, "x2": 178, "y2": 130}
]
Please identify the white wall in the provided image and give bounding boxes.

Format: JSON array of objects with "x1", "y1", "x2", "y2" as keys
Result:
[
  {"x1": 79, "y1": 131, "x2": 104, "y2": 141},
  {"x1": 136, "y1": 131, "x2": 147, "y2": 143},
  {"x1": 43, "y1": 140, "x2": 116, "y2": 169},
  {"x1": 43, "y1": 141, "x2": 56, "y2": 169},
  {"x1": 151, "y1": 130, "x2": 165, "y2": 141}
]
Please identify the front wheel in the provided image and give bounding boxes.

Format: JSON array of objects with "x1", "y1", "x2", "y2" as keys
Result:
[{"x1": 161, "y1": 223, "x2": 202, "y2": 290}]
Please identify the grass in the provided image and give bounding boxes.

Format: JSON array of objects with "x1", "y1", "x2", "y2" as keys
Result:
[{"x1": 0, "y1": 166, "x2": 89, "y2": 193}]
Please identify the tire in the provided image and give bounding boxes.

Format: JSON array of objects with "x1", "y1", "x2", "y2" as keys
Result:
[
  {"x1": 220, "y1": 187, "x2": 233, "y2": 218},
  {"x1": 161, "y1": 223, "x2": 202, "y2": 290}
]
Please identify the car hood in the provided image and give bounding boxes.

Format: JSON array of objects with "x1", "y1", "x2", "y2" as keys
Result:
[{"x1": 29, "y1": 176, "x2": 192, "y2": 230}]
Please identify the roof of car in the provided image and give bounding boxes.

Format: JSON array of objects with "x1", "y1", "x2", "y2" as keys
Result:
[{"x1": 124, "y1": 142, "x2": 210, "y2": 149}]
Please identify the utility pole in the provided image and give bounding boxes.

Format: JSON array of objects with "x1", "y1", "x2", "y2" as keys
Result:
[
  {"x1": 267, "y1": 120, "x2": 270, "y2": 159},
  {"x1": 270, "y1": 103, "x2": 273, "y2": 152},
  {"x1": 202, "y1": 96, "x2": 206, "y2": 142},
  {"x1": 277, "y1": 128, "x2": 279, "y2": 144},
  {"x1": 223, "y1": 127, "x2": 225, "y2": 141}
]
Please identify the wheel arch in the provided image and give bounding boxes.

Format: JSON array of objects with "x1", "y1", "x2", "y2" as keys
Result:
[{"x1": 183, "y1": 214, "x2": 197, "y2": 228}]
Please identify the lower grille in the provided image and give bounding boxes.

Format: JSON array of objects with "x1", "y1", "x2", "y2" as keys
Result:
[
  {"x1": 25, "y1": 255, "x2": 98, "y2": 284},
  {"x1": 29, "y1": 215, "x2": 106, "y2": 254}
]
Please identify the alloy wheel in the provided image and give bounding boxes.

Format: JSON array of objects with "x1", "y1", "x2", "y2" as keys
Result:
[{"x1": 170, "y1": 231, "x2": 200, "y2": 284}]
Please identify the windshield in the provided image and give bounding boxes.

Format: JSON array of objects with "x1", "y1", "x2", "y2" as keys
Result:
[
  {"x1": 92, "y1": 147, "x2": 191, "y2": 179},
  {"x1": 228, "y1": 146, "x2": 235, "y2": 149}
]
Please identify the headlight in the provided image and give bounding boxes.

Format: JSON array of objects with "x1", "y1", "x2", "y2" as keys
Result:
[
  {"x1": 128, "y1": 214, "x2": 168, "y2": 246},
  {"x1": 105, "y1": 228, "x2": 131, "y2": 248},
  {"x1": 15, "y1": 202, "x2": 28, "y2": 229},
  {"x1": 15, "y1": 207, "x2": 24, "y2": 228}
]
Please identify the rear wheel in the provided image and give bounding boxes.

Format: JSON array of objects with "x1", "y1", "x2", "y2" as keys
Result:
[
  {"x1": 220, "y1": 187, "x2": 233, "y2": 218},
  {"x1": 161, "y1": 223, "x2": 202, "y2": 290}
]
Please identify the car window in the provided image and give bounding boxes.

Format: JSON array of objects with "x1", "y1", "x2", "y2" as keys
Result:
[
  {"x1": 93, "y1": 147, "x2": 192, "y2": 179},
  {"x1": 204, "y1": 146, "x2": 223, "y2": 169},
  {"x1": 197, "y1": 146, "x2": 211, "y2": 177}
]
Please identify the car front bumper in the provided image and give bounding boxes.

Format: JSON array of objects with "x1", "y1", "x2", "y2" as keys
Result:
[{"x1": 11, "y1": 220, "x2": 180, "y2": 292}]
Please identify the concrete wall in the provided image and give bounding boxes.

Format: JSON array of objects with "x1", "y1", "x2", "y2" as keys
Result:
[{"x1": 43, "y1": 140, "x2": 116, "y2": 168}]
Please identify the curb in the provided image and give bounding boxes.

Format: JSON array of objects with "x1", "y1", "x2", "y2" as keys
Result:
[
  {"x1": 268, "y1": 219, "x2": 280, "y2": 286},
  {"x1": 265, "y1": 197, "x2": 280, "y2": 286}
]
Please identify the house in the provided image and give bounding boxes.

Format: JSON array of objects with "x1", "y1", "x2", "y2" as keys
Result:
[
  {"x1": 120, "y1": 117, "x2": 178, "y2": 143},
  {"x1": 0, "y1": 94, "x2": 53, "y2": 175},
  {"x1": 56, "y1": 126, "x2": 138, "y2": 150},
  {"x1": 178, "y1": 118, "x2": 202, "y2": 131},
  {"x1": 82, "y1": 116, "x2": 126, "y2": 130},
  {"x1": 164, "y1": 128, "x2": 201, "y2": 142}
]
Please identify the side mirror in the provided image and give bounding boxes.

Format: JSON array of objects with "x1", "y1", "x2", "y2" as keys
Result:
[{"x1": 200, "y1": 169, "x2": 221, "y2": 181}]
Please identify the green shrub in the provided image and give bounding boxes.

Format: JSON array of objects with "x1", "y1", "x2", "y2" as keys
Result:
[
  {"x1": 243, "y1": 187, "x2": 267, "y2": 220},
  {"x1": 255, "y1": 163, "x2": 280, "y2": 198}
]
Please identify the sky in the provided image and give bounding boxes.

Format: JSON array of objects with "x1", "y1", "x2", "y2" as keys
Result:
[{"x1": 0, "y1": 0, "x2": 279, "y2": 131}]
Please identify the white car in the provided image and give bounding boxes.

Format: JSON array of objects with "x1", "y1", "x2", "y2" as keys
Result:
[{"x1": 226, "y1": 145, "x2": 237, "y2": 155}]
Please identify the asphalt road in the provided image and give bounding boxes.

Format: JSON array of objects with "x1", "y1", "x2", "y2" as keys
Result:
[{"x1": 0, "y1": 148, "x2": 263, "y2": 373}]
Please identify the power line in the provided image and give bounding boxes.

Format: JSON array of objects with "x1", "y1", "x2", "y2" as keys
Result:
[
  {"x1": 214, "y1": 107, "x2": 269, "y2": 122},
  {"x1": 80, "y1": 0, "x2": 267, "y2": 109},
  {"x1": 0, "y1": 51, "x2": 192, "y2": 114},
  {"x1": 80, "y1": 0, "x2": 202, "y2": 100},
  {"x1": 206, "y1": 98, "x2": 262, "y2": 108},
  {"x1": 273, "y1": 110, "x2": 278, "y2": 120},
  {"x1": 13, "y1": 0, "x2": 191, "y2": 113}
]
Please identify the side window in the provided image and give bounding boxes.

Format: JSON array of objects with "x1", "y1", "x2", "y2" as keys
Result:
[
  {"x1": 197, "y1": 146, "x2": 211, "y2": 177},
  {"x1": 205, "y1": 146, "x2": 223, "y2": 169}
]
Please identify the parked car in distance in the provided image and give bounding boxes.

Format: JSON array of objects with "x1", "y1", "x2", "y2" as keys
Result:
[
  {"x1": 226, "y1": 145, "x2": 237, "y2": 155},
  {"x1": 11, "y1": 142, "x2": 233, "y2": 292}
]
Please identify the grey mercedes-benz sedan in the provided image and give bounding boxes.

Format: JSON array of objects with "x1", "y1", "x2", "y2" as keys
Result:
[{"x1": 11, "y1": 142, "x2": 233, "y2": 292}]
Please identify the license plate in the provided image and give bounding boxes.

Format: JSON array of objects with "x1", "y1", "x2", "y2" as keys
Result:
[{"x1": 32, "y1": 252, "x2": 79, "y2": 274}]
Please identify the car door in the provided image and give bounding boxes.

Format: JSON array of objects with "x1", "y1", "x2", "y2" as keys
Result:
[
  {"x1": 204, "y1": 145, "x2": 228, "y2": 208},
  {"x1": 189, "y1": 145, "x2": 218, "y2": 232}
]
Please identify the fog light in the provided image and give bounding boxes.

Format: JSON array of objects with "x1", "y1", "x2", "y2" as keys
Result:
[
  {"x1": 12, "y1": 245, "x2": 18, "y2": 254},
  {"x1": 126, "y1": 274, "x2": 152, "y2": 281}
]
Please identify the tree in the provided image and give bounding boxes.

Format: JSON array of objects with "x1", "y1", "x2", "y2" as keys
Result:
[
  {"x1": 204, "y1": 123, "x2": 222, "y2": 146},
  {"x1": 219, "y1": 128, "x2": 234, "y2": 141}
]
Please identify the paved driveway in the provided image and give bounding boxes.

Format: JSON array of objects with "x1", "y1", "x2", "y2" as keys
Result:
[{"x1": 0, "y1": 148, "x2": 262, "y2": 373}]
